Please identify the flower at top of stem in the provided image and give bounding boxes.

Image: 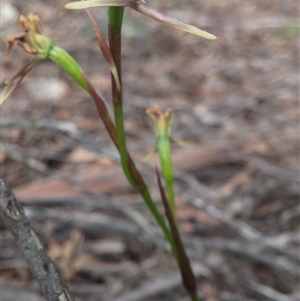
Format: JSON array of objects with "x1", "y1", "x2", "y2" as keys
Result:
[
  {"x1": 147, "y1": 106, "x2": 173, "y2": 137},
  {"x1": 7, "y1": 13, "x2": 52, "y2": 57},
  {"x1": 2, "y1": 13, "x2": 89, "y2": 105}
]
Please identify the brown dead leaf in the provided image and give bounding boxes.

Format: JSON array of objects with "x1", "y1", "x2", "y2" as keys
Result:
[
  {"x1": 194, "y1": 210, "x2": 218, "y2": 224},
  {"x1": 67, "y1": 147, "x2": 100, "y2": 162},
  {"x1": 92, "y1": 74, "x2": 111, "y2": 94},
  {"x1": 10, "y1": 128, "x2": 22, "y2": 143},
  {"x1": 200, "y1": 282, "x2": 218, "y2": 301},
  {"x1": 74, "y1": 116, "x2": 99, "y2": 131},
  {"x1": 74, "y1": 253, "x2": 101, "y2": 272},
  {"x1": 177, "y1": 206, "x2": 196, "y2": 220},
  {"x1": 60, "y1": 229, "x2": 83, "y2": 281},
  {"x1": 0, "y1": 151, "x2": 7, "y2": 163},
  {"x1": 243, "y1": 138, "x2": 270, "y2": 155},
  {"x1": 48, "y1": 238, "x2": 64, "y2": 260},
  {"x1": 14, "y1": 179, "x2": 81, "y2": 201},
  {"x1": 88, "y1": 239, "x2": 126, "y2": 256},
  {"x1": 180, "y1": 221, "x2": 194, "y2": 234},
  {"x1": 48, "y1": 229, "x2": 83, "y2": 281},
  {"x1": 145, "y1": 147, "x2": 234, "y2": 172},
  {"x1": 217, "y1": 165, "x2": 255, "y2": 198}
]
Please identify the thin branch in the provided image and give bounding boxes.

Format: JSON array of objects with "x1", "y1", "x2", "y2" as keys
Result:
[{"x1": 0, "y1": 179, "x2": 74, "y2": 301}]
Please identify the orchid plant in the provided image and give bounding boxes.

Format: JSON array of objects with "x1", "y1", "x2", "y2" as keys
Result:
[{"x1": 2, "y1": 2, "x2": 216, "y2": 300}]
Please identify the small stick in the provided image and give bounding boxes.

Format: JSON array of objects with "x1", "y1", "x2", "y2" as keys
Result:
[{"x1": 0, "y1": 179, "x2": 74, "y2": 301}]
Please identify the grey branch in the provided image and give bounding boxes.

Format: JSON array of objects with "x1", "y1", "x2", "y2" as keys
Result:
[{"x1": 0, "y1": 179, "x2": 74, "y2": 301}]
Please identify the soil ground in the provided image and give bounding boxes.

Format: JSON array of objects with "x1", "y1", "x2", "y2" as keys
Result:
[{"x1": 1, "y1": 1, "x2": 299, "y2": 301}]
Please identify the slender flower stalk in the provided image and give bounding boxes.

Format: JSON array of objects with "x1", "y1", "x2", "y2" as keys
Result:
[
  {"x1": 147, "y1": 107, "x2": 177, "y2": 223},
  {"x1": 108, "y1": 7, "x2": 135, "y2": 187},
  {"x1": 107, "y1": 7, "x2": 177, "y2": 256}
]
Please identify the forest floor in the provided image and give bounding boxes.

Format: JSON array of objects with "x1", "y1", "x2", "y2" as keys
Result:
[{"x1": 1, "y1": 1, "x2": 299, "y2": 300}]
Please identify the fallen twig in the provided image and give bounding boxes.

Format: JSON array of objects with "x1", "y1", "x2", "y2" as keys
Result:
[{"x1": 0, "y1": 179, "x2": 74, "y2": 301}]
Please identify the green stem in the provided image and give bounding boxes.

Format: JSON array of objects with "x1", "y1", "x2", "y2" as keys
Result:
[
  {"x1": 142, "y1": 189, "x2": 178, "y2": 258},
  {"x1": 108, "y1": 7, "x2": 124, "y2": 32},
  {"x1": 107, "y1": 7, "x2": 177, "y2": 257},
  {"x1": 48, "y1": 45, "x2": 90, "y2": 93},
  {"x1": 190, "y1": 292, "x2": 201, "y2": 301},
  {"x1": 157, "y1": 124, "x2": 177, "y2": 223},
  {"x1": 156, "y1": 167, "x2": 198, "y2": 301},
  {"x1": 108, "y1": 7, "x2": 137, "y2": 188}
]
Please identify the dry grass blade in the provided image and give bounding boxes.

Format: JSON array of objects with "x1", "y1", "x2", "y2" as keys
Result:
[
  {"x1": 155, "y1": 168, "x2": 197, "y2": 297},
  {"x1": 130, "y1": 3, "x2": 217, "y2": 40},
  {"x1": 85, "y1": 9, "x2": 121, "y2": 91}
]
